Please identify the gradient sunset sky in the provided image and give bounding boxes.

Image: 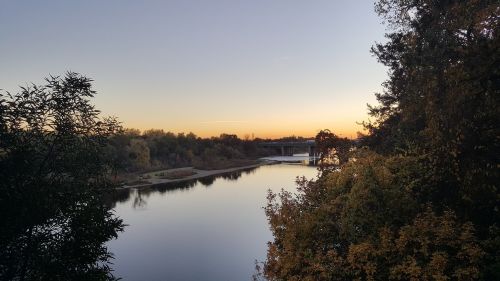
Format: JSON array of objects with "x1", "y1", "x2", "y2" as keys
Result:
[{"x1": 1, "y1": 0, "x2": 387, "y2": 138}]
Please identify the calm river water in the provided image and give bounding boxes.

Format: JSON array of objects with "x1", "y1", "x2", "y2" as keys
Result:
[{"x1": 108, "y1": 161, "x2": 318, "y2": 281}]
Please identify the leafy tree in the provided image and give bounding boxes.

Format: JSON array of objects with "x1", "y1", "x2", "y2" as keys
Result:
[
  {"x1": 261, "y1": 1, "x2": 499, "y2": 280},
  {"x1": 107, "y1": 130, "x2": 275, "y2": 172},
  {"x1": 263, "y1": 151, "x2": 417, "y2": 280},
  {"x1": 0, "y1": 72, "x2": 124, "y2": 280},
  {"x1": 128, "y1": 138, "x2": 151, "y2": 170},
  {"x1": 262, "y1": 150, "x2": 488, "y2": 280},
  {"x1": 348, "y1": 208, "x2": 483, "y2": 281},
  {"x1": 365, "y1": 0, "x2": 499, "y2": 228},
  {"x1": 315, "y1": 129, "x2": 351, "y2": 172}
]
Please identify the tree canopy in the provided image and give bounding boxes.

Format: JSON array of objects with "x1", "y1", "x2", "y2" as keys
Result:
[
  {"x1": 0, "y1": 73, "x2": 124, "y2": 280},
  {"x1": 260, "y1": 1, "x2": 499, "y2": 280}
]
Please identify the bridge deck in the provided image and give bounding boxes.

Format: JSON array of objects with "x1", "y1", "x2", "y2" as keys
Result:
[
  {"x1": 259, "y1": 141, "x2": 317, "y2": 156},
  {"x1": 259, "y1": 140, "x2": 316, "y2": 147}
]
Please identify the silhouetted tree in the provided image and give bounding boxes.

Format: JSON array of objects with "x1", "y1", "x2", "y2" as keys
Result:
[
  {"x1": 366, "y1": 0, "x2": 500, "y2": 251},
  {"x1": 261, "y1": 1, "x2": 499, "y2": 280},
  {"x1": 0, "y1": 72, "x2": 124, "y2": 280},
  {"x1": 315, "y1": 129, "x2": 351, "y2": 172}
]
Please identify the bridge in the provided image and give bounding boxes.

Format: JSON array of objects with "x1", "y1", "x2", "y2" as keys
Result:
[{"x1": 259, "y1": 140, "x2": 317, "y2": 157}]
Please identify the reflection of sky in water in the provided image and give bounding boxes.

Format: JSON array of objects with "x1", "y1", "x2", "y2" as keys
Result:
[{"x1": 107, "y1": 164, "x2": 317, "y2": 281}]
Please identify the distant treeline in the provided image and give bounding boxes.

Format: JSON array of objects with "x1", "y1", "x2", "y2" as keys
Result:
[{"x1": 107, "y1": 129, "x2": 312, "y2": 172}]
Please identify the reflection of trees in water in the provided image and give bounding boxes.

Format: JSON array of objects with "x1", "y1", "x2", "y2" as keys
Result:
[
  {"x1": 116, "y1": 167, "x2": 260, "y2": 208},
  {"x1": 220, "y1": 166, "x2": 260, "y2": 181},
  {"x1": 133, "y1": 191, "x2": 148, "y2": 209},
  {"x1": 155, "y1": 179, "x2": 199, "y2": 194},
  {"x1": 198, "y1": 176, "x2": 216, "y2": 187},
  {"x1": 242, "y1": 167, "x2": 259, "y2": 176},
  {"x1": 123, "y1": 180, "x2": 200, "y2": 209},
  {"x1": 220, "y1": 171, "x2": 243, "y2": 181},
  {"x1": 104, "y1": 188, "x2": 132, "y2": 209}
]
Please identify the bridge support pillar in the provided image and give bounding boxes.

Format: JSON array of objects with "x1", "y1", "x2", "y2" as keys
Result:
[
  {"x1": 280, "y1": 146, "x2": 294, "y2": 156},
  {"x1": 309, "y1": 146, "x2": 318, "y2": 165}
]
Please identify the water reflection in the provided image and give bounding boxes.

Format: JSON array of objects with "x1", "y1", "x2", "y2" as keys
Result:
[
  {"x1": 198, "y1": 176, "x2": 216, "y2": 187},
  {"x1": 110, "y1": 167, "x2": 259, "y2": 209},
  {"x1": 150, "y1": 167, "x2": 257, "y2": 193},
  {"x1": 108, "y1": 163, "x2": 318, "y2": 281}
]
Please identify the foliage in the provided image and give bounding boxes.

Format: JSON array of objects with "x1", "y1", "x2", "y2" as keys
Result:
[
  {"x1": 362, "y1": 0, "x2": 499, "y2": 232},
  {"x1": 107, "y1": 130, "x2": 277, "y2": 173},
  {"x1": 366, "y1": 0, "x2": 500, "y2": 262},
  {"x1": 348, "y1": 209, "x2": 484, "y2": 281},
  {"x1": 0, "y1": 73, "x2": 124, "y2": 280},
  {"x1": 315, "y1": 129, "x2": 352, "y2": 172},
  {"x1": 262, "y1": 151, "x2": 488, "y2": 280},
  {"x1": 263, "y1": 151, "x2": 413, "y2": 280},
  {"x1": 261, "y1": 1, "x2": 499, "y2": 280},
  {"x1": 364, "y1": 0, "x2": 499, "y2": 157},
  {"x1": 128, "y1": 138, "x2": 151, "y2": 170}
]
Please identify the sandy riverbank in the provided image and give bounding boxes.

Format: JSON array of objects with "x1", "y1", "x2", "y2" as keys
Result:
[{"x1": 118, "y1": 161, "x2": 273, "y2": 190}]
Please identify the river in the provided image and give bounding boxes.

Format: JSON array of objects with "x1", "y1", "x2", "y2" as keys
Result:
[{"x1": 107, "y1": 160, "x2": 318, "y2": 281}]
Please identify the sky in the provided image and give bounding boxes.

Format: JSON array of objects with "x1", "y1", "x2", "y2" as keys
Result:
[{"x1": 0, "y1": 0, "x2": 387, "y2": 139}]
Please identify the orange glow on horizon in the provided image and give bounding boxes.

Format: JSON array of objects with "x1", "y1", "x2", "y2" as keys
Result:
[
  {"x1": 122, "y1": 124, "x2": 364, "y2": 140},
  {"x1": 110, "y1": 95, "x2": 374, "y2": 141}
]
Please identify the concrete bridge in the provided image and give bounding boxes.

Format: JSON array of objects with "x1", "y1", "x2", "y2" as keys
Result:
[{"x1": 259, "y1": 140, "x2": 317, "y2": 156}]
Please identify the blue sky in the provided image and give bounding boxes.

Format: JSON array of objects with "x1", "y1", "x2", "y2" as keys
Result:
[{"x1": 0, "y1": 0, "x2": 387, "y2": 138}]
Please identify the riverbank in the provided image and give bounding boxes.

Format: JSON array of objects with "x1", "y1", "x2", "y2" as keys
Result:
[{"x1": 118, "y1": 161, "x2": 274, "y2": 190}]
